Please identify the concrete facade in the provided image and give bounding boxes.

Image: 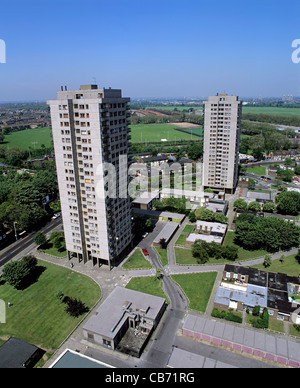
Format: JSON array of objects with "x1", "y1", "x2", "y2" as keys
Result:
[
  {"x1": 203, "y1": 94, "x2": 242, "y2": 194},
  {"x1": 47, "y1": 85, "x2": 133, "y2": 268}
]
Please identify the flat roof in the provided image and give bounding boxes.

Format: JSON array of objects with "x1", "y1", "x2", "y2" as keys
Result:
[
  {"x1": 153, "y1": 222, "x2": 179, "y2": 244},
  {"x1": 186, "y1": 233, "x2": 223, "y2": 244},
  {"x1": 132, "y1": 190, "x2": 160, "y2": 204},
  {"x1": 49, "y1": 349, "x2": 114, "y2": 368},
  {"x1": 0, "y1": 337, "x2": 40, "y2": 368},
  {"x1": 83, "y1": 286, "x2": 166, "y2": 340}
]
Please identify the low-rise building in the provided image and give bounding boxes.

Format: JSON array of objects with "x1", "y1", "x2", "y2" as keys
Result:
[
  {"x1": 214, "y1": 264, "x2": 300, "y2": 323},
  {"x1": 83, "y1": 286, "x2": 166, "y2": 357}
]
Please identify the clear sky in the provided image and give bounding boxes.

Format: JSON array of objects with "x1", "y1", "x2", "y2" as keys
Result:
[{"x1": 0, "y1": 0, "x2": 299, "y2": 101}]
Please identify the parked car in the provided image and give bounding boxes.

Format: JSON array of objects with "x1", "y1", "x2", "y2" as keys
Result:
[
  {"x1": 142, "y1": 248, "x2": 149, "y2": 256},
  {"x1": 52, "y1": 213, "x2": 61, "y2": 219},
  {"x1": 142, "y1": 232, "x2": 149, "y2": 238}
]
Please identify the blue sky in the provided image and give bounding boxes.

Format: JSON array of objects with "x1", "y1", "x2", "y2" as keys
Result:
[{"x1": 0, "y1": 0, "x2": 299, "y2": 101}]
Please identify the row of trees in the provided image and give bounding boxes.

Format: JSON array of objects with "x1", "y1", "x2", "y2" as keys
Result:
[
  {"x1": 0, "y1": 145, "x2": 53, "y2": 167},
  {"x1": 234, "y1": 190, "x2": 300, "y2": 216},
  {"x1": 192, "y1": 240, "x2": 238, "y2": 264},
  {"x1": 190, "y1": 207, "x2": 228, "y2": 224},
  {"x1": 234, "y1": 213, "x2": 300, "y2": 252}
]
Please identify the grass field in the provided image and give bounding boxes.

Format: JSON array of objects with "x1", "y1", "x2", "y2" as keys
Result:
[
  {"x1": 242, "y1": 106, "x2": 300, "y2": 117},
  {"x1": 0, "y1": 260, "x2": 101, "y2": 351},
  {"x1": 251, "y1": 254, "x2": 300, "y2": 277},
  {"x1": 171, "y1": 272, "x2": 217, "y2": 312},
  {"x1": 125, "y1": 276, "x2": 168, "y2": 303},
  {"x1": 130, "y1": 123, "x2": 201, "y2": 142},
  {"x1": 3, "y1": 127, "x2": 52, "y2": 150},
  {"x1": 122, "y1": 248, "x2": 152, "y2": 270}
]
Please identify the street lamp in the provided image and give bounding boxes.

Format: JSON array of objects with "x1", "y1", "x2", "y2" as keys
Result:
[{"x1": 13, "y1": 222, "x2": 18, "y2": 241}]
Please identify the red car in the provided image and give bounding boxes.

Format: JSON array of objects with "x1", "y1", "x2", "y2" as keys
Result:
[{"x1": 142, "y1": 248, "x2": 149, "y2": 256}]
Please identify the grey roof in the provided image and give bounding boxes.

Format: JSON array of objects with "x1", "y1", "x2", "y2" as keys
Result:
[
  {"x1": 83, "y1": 286, "x2": 166, "y2": 340},
  {"x1": 153, "y1": 222, "x2": 179, "y2": 244},
  {"x1": 247, "y1": 191, "x2": 271, "y2": 201},
  {"x1": 0, "y1": 337, "x2": 40, "y2": 368},
  {"x1": 214, "y1": 284, "x2": 268, "y2": 308}
]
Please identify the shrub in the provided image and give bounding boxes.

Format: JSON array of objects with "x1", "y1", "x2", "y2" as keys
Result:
[{"x1": 63, "y1": 296, "x2": 89, "y2": 318}]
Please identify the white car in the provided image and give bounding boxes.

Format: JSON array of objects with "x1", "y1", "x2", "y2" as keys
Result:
[
  {"x1": 142, "y1": 232, "x2": 149, "y2": 238},
  {"x1": 52, "y1": 213, "x2": 61, "y2": 219}
]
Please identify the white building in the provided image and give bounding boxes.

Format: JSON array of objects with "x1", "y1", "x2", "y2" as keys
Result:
[
  {"x1": 47, "y1": 85, "x2": 133, "y2": 268},
  {"x1": 203, "y1": 94, "x2": 242, "y2": 194}
]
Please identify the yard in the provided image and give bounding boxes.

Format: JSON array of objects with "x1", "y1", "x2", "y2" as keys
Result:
[
  {"x1": 171, "y1": 272, "x2": 217, "y2": 312},
  {"x1": 0, "y1": 260, "x2": 101, "y2": 353}
]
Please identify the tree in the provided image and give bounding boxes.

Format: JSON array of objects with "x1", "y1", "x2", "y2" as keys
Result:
[
  {"x1": 2, "y1": 260, "x2": 32, "y2": 289},
  {"x1": 248, "y1": 201, "x2": 261, "y2": 212},
  {"x1": 192, "y1": 243, "x2": 209, "y2": 264},
  {"x1": 276, "y1": 190, "x2": 300, "y2": 215},
  {"x1": 233, "y1": 198, "x2": 247, "y2": 210},
  {"x1": 263, "y1": 254, "x2": 272, "y2": 268},
  {"x1": 214, "y1": 213, "x2": 228, "y2": 224},
  {"x1": 222, "y1": 246, "x2": 238, "y2": 261},
  {"x1": 34, "y1": 231, "x2": 47, "y2": 247},
  {"x1": 188, "y1": 211, "x2": 196, "y2": 223},
  {"x1": 263, "y1": 202, "x2": 276, "y2": 213}
]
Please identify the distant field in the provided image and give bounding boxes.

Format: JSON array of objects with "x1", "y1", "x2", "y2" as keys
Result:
[
  {"x1": 145, "y1": 105, "x2": 300, "y2": 117},
  {"x1": 242, "y1": 106, "x2": 300, "y2": 117},
  {"x1": 3, "y1": 127, "x2": 52, "y2": 150},
  {"x1": 130, "y1": 123, "x2": 200, "y2": 142},
  {"x1": 145, "y1": 105, "x2": 203, "y2": 112}
]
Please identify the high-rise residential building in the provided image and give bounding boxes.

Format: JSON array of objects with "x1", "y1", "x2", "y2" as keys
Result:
[
  {"x1": 47, "y1": 85, "x2": 133, "y2": 268},
  {"x1": 202, "y1": 94, "x2": 242, "y2": 194}
]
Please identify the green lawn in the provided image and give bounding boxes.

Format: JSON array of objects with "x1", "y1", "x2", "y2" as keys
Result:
[
  {"x1": 154, "y1": 247, "x2": 169, "y2": 267},
  {"x1": 39, "y1": 241, "x2": 67, "y2": 258},
  {"x1": 171, "y1": 272, "x2": 217, "y2": 312},
  {"x1": 0, "y1": 260, "x2": 101, "y2": 351},
  {"x1": 3, "y1": 127, "x2": 52, "y2": 150},
  {"x1": 125, "y1": 276, "x2": 168, "y2": 302},
  {"x1": 122, "y1": 248, "x2": 152, "y2": 270},
  {"x1": 129, "y1": 123, "x2": 200, "y2": 142},
  {"x1": 251, "y1": 254, "x2": 300, "y2": 277},
  {"x1": 246, "y1": 166, "x2": 266, "y2": 175}
]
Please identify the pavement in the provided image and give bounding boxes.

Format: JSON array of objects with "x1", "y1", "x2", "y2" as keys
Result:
[{"x1": 2, "y1": 211, "x2": 299, "y2": 369}]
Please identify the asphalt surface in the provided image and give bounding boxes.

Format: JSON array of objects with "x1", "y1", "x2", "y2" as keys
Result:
[{"x1": 0, "y1": 217, "x2": 62, "y2": 268}]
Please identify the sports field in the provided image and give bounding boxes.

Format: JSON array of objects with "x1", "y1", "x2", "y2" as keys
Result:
[
  {"x1": 130, "y1": 123, "x2": 201, "y2": 142},
  {"x1": 3, "y1": 127, "x2": 52, "y2": 150},
  {"x1": 239, "y1": 106, "x2": 299, "y2": 117}
]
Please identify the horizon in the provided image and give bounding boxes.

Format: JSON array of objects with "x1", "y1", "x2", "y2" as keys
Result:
[{"x1": 0, "y1": 0, "x2": 299, "y2": 102}]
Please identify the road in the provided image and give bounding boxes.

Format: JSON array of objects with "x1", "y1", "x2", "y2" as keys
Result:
[
  {"x1": 0, "y1": 217, "x2": 62, "y2": 269},
  {"x1": 136, "y1": 222, "x2": 188, "y2": 368}
]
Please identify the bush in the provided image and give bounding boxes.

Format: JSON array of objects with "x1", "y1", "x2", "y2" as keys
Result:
[
  {"x1": 2, "y1": 256, "x2": 38, "y2": 289},
  {"x1": 211, "y1": 307, "x2": 242, "y2": 323}
]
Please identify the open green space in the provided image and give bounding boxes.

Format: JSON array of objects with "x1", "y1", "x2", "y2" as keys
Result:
[
  {"x1": 3, "y1": 127, "x2": 52, "y2": 150},
  {"x1": 154, "y1": 247, "x2": 168, "y2": 267},
  {"x1": 122, "y1": 248, "x2": 152, "y2": 270},
  {"x1": 129, "y1": 123, "x2": 200, "y2": 142},
  {"x1": 125, "y1": 276, "x2": 168, "y2": 302},
  {"x1": 145, "y1": 105, "x2": 203, "y2": 112},
  {"x1": 246, "y1": 166, "x2": 266, "y2": 175},
  {"x1": 251, "y1": 254, "x2": 300, "y2": 277},
  {"x1": 171, "y1": 272, "x2": 217, "y2": 312},
  {"x1": 0, "y1": 259, "x2": 101, "y2": 351},
  {"x1": 223, "y1": 231, "x2": 268, "y2": 261},
  {"x1": 242, "y1": 106, "x2": 300, "y2": 117}
]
